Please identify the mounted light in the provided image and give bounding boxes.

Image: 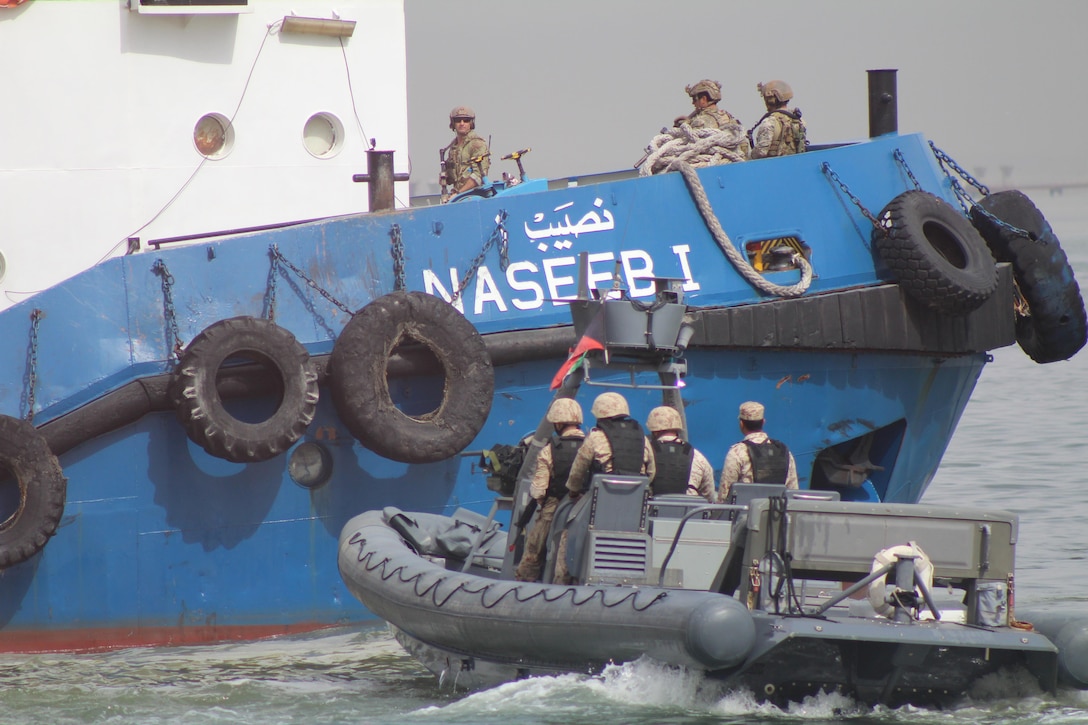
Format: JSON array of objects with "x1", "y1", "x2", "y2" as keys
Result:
[{"x1": 281, "y1": 15, "x2": 356, "y2": 37}]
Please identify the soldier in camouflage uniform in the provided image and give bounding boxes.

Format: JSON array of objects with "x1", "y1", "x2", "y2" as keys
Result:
[
  {"x1": 676, "y1": 79, "x2": 743, "y2": 130},
  {"x1": 440, "y1": 106, "x2": 490, "y2": 202},
  {"x1": 552, "y1": 392, "x2": 655, "y2": 583},
  {"x1": 513, "y1": 399, "x2": 586, "y2": 582},
  {"x1": 645, "y1": 406, "x2": 715, "y2": 502},
  {"x1": 718, "y1": 401, "x2": 798, "y2": 503},
  {"x1": 749, "y1": 80, "x2": 807, "y2": 159}
]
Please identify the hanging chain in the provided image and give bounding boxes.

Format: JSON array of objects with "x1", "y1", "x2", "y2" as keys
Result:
[
  {"x1": 266, "y1": 247, "x2": 280, "y2": 322},
  {"x1": 23, "y1": 308, "x2": 42, "y2": 423},
  {"x1": 892, "y1": 149, "x2": 922, "y2": 191},
  {"x1": 452, "y1": 210, "x2": 509, "y2": 305},
  {"x1": 390, "y1": 224, "x2": 407, "y2": 292},
  {"x1": 929, "y1": 141, "x2": 990, "y2": 196},
  {"x1": 152, "y1": 259, "x2": 184, "y2": 359},
  {"x1": 929, "y1": 141, "x2": 1037, "y2": 240},
  {"x1": 268, "y1": 245, "x2": 356, "y2": 316},
  {"x1": 822, "y1": 162, "x2": 882, "y2": 232}
]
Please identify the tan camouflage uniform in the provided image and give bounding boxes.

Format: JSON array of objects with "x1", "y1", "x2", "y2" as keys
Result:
[
  {"x1": 652, "y1": 432, "x2": 716, "y2": 502},
  {"x1": 718, "y1": 431, "x2": 799, "y2": 503},
  {"x1": 443, "y1": 131, "x2": 490, "y2": 190},
  {"x1": 684, "y1": 106, "x2": 740, "y2": 131},
  {"x1": 513, "y1": 427, "x2": 585, "y2": 582}
]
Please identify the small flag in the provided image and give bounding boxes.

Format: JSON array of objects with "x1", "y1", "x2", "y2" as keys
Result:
[{"x1": 550, "y1": 307, "x2": 606, "y2": 389}]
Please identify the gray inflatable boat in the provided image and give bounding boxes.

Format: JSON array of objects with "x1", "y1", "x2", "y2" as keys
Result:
[{"x1": 338, "y1": 482, "x2": 1088, "y2": 707}]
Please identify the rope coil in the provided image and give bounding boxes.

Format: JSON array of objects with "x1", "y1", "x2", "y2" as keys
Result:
[{"x1": 638, "y1": 124, "x2": 749, "y2": 177}]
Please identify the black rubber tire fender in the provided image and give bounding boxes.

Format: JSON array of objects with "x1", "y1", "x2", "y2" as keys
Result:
[
  {"x1": 0, "y1": 414, "x2": 66, "y2": 569},
  {"x1": 970, "y1": 190, "x2": 1087, "y2": 363},
  {"x1": 872, "y1": 190, "x2": 997, "y2": 315},
  {"x1": 329, "y1": 291, "x2": 494, "y2": 464},
  {"x1": 170, "y1": 316, "x2": 318, "y2": 463}
]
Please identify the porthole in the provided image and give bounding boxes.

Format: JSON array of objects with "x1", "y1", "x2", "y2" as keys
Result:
[
  {"x1": 303, "y1": 112, "x2": 345, "y2": 159},
  {"x1": 0, "y1": 250, "x2": 6, "y2": 284},
  {"x1": 194, "y1": 113, "x2": 234, "y2": 159},
  {"x1": 288, "y1": 441, "x2": 333, "y2": 489}
]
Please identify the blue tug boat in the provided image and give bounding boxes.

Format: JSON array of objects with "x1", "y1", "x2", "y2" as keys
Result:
[{"x1": 0, "y1": 55, "x2": 1082, "y2": 652}]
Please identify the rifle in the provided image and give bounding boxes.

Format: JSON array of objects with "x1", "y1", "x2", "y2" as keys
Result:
[
  {"x1": 515, "y1": 497, "x2": 539, "y2": 529},
  {"x1": 438, "y1": 146, "x2": 449, "y2": 200}
]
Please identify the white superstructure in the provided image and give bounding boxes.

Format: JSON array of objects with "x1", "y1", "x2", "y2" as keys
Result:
[{"x1": 0, "y1": 0, "x2": 408, "y2": 310}]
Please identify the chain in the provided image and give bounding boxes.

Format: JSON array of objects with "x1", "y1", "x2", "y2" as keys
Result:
[
  {"x1": 822, "y1": 162, "x2": 882, "y2": 232},
  {"x1": 23, "y1": 308, "x2": 42, "y2": 423},
  {"x1": 269, "y1": 245, "x2": 356, "y2": 316},
  {"x1": 892, "y1": 149, "x2": 922, "y2": 190},
  {"x1": 266, "y1": 247, "x2": 280, "y2": 322},
  {"x1": 390, "y1": 224, "x2": 407, "y2": 292},
  {"x1": 452, "y1": 210, "x2": 509, "y2": 305},
  {"x1": 929, "y1": 141, "x2": 990, "y2": 196},
  {"x1": 929, "y1": 141, "x2": 1037, "y2": 240},
  {"x1": 152, "y1": 259, "x2": 184, "y2": 359}
]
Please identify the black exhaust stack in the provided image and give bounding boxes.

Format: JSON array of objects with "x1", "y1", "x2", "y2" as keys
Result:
[{"x1": 867, "y1": 69, "x2": 898, "y2": 138}]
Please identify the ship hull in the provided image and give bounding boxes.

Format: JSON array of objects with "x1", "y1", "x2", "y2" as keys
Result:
[{"x1": 0, "y1": 133, "x2": 1021, "y2": 651}]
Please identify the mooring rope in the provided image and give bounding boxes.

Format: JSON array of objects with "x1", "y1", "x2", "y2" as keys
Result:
[{"x1": 674, "y1": 160, "x2": 813, "y2": 297}]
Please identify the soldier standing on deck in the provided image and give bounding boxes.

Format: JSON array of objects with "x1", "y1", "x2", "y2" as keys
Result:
[
  {"x1": 675, "y1": 79, "x2": 744, "y2": 131},
  {"x1": 514, "y1": 399, "x2": 586, "y2": 583},
  {"x1": 440, "y1": 106, "x2": 490, "y2": 202},
  {"x1": 749, "y1": 80, "x2": 806, "y2": 159}
]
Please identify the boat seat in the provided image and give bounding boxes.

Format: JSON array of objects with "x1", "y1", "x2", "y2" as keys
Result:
[{"x1": 565, "y1": 474, "x2": 651, "y2": 583}]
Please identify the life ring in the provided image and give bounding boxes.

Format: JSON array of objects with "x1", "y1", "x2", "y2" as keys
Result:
[
  {"x1": 0, "y1": 415, "x2": 67, "y2": 569},
  {"x1": 329, "y1": 291, "x2": 494, "y2": 464},
  {"x1": 170, "y1": 316, "x2": 318, "y2": 463},
  {"x1": 970, "y1": 190, "x2": 1087, "y2": 363},
  {"x1": 872, "y1": 190, "x2": 997, "y2": 315},
  {"x1": 867, "y1": 541, "x2": 933, "y2": 618}
]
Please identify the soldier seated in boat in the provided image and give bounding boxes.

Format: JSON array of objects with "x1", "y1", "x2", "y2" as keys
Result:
[
  {"x1": 645, "y1": 406, "x2": 714, "y2": 502},
  {"x1": 552, "y1": 392, "x2": 655, "y2": 584},
  {"x1": 718, "y1": 401, "x2": 798, "y2": 503},
  {"x1": 440, "y1": 105, "x2": 490, "y2": 202},
  {"x1": 514, "y1": 399, "x2": 586, "y2": 582},
  {"x1": 748, "y1": 80, "x2": 806, "y2": 159}
]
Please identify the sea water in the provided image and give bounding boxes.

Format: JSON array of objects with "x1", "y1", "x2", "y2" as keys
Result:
[{"x1": 2, "y1": 189, "x2": 1087, "y2": 724}]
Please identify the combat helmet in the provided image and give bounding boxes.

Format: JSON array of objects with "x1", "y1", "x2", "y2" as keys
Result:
[
  {"x1": 449, "y1": 105, "x2": 476, "y2": 129},
  {"x1": 591, "y1": 392, "x2": 629, "y2": 419},
  {"x1": 646, "y1": 406, "x2": 683, "y2": 433},
  {"x1": 547, "y1": 398, "x2": 583, "y2": 425},
  {"x1": 758, "y1": 80, "x2": 793, "y2": 103},
  {"x1": 685, "y1": 79, "x2": 722, "y2": 103}
]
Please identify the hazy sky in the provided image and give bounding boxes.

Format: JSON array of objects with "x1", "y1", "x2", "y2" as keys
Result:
[{"x1": 404, "y1": 0, "x2": 1087, "y2": 195}]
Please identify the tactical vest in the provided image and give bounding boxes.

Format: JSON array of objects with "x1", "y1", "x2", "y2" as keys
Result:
[
  {"x1": 650, "y1": 438, "x2": 694, "y2": 495},
  {"x1": 743, "y1": 438, "x2": 790, "y2": 484},
  {"x1": 442, "y1": 133, "x2": 487, "y2": 186},
  {"x1": 690, "y1": 107, "x2": 736, "y2": 130},
  {"x1": 767, "y1": 110, "x2": 805, "y2": 157},
  {"x1": 594, "y1": 417, "x2": 645, "y2": 476},
  {"x1": 546, "y1": 435, "x2": 584, "y2": 499}
]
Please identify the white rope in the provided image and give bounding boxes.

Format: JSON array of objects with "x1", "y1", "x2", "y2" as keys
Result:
[
  {"x1": 674, "y1": 160, "x2": 813, "y2": 298},
  {"x1": 638, "y1": 124, "x2": 749, "y2": 177}
]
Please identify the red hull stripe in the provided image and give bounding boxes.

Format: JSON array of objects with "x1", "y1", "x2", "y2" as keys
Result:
[{"x1": 0, "y1": 622, "x2": 341, "y2": 654}]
